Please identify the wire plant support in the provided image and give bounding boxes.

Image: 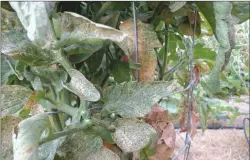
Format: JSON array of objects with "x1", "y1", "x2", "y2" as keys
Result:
[{"x1": 132, "y1": 2, "x2": 198, "y2": 159}]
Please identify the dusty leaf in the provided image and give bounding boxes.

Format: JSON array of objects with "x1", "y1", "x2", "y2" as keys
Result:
[
  {"x1": 1, "y1": 116, "x2": 22, "y2": 160},
  {"x1": 57, "y1": 131, "x2": 103, "y2": 159},
  {"x1": 58, "y1": 12, "x2": 134, "y2": 57},
  {"x1": 112, "y1": 118, "x2": 156, "y2": 152},
  {"x1": 119, "y1": 19, "x2": 162, "y2": 82},
  {"x1": 9, "y1": 2, "x2": 56, "y2": 49},
  {"x1": 63, "y1": 69, "x2": 100, "y2": 102},
  {"x1": 1, "y1": 30, "x2": 56, "y2": 66},
  {"x1": 38, "y1": 137, "x2": 65, "y2": 160},
  {"x1": 1, "y1": 85, "x2": 32, "y2": 117},
  {"x1": 1, "y1": 54, "x2": 17, "y2": 85},
  {"x1": 86, "y1": 147, "x2": 120, "y2": 160},
  {"x1": 12, "y1": 114, "x2": 51, "y2": 160},
  {"x1": 101, "y1": 80, "x2": 181, "y2": 118}
]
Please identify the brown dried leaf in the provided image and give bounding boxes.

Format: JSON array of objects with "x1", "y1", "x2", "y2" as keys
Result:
[
  {"x1": 119, "y1": 19, "x2": 162, "y2": 82},
  {"x1": 158, "y1": 123, "x2": 176, "y2": 148},
  {"x1": 145, "y1": 104, "x2": 176, "y2": 160}
]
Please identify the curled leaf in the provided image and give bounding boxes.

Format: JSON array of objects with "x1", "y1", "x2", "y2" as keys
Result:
[
  {"x1": 9, "y1": 2, "x2": 56, "y2": 49},
  {"x1": 12, "y1": 114, "x2": 51, "y2": 160},
  {"x1": 58, "y1": 12, "x2": 134, "y2": 57},
  {"x1": 112, "y1": 118, "x2": 156, "y2": 152}
]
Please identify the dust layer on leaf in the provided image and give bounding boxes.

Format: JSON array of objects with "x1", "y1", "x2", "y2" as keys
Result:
[
  {"x1": 1, "y1": 116, "x2": 22, "y2": 160},
  {"x1": 101, "y1": 80, "x2": 182, "y2": 118},
  {"x1": 112, "y1": 118, "x2": 157, "y2": 153},
  {"x1": 1, "y1": 85, "x2": 32, "y2": 117}
]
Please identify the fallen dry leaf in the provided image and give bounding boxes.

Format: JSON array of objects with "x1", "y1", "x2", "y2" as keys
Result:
[{"x1": 145, "y1": 104, "x2": 176, "y2": 160}]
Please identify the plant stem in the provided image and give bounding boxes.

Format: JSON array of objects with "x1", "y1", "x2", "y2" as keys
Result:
[
  {"x1": 39, "y1": 118, "x2": 114, "y2": 145},
  {"x1": 49, "y1": 85, "x2": 63, "y2": 132},
  {"x1": 159, "y1": 24, "x2": 169, "y2": 80},
  {"x1": 39, "y1": 119, "x2": 93, "y2": 145}
]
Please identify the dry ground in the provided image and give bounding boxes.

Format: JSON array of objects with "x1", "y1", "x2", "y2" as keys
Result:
[{"x1": 174, "y1": 95, "x2": 249, "y2": 160}]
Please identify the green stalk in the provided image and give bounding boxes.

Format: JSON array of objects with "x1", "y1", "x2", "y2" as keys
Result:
[
  {"x1": 159, "y1": 24, "x2": 169, "y2": 80},
  {"x1": 49, "y1": 85, "x2": 63, "y2": 132},
  {"x1": 39, "y1": 118, "x2": 114, "y2": 145}
]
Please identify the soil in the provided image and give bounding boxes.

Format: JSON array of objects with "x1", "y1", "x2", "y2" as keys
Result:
[{"x1": 173, "y1": 95, "x2": 250, "y2": 160}]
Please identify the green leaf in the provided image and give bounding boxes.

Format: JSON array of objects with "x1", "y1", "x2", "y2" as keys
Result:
[
  {"x1": 232, "y1": 2, "x2": 250, "y2": 24},
  {"x1": 110, "y1": 60, "x2": 131, "y2": 83},
  {"x1": 112, "y1": 118, "x2": 156, "y2": 152},
  {"x1": 101, "y1": 80, "x2": 182, "y2": 117},
  {"x1": 1, "y1": 30, "x2": 56, "y2": 66},
  {"x1": 13, "y1": 114, "x2": 51, "y2": 160},
  {"x1": 205, "y1": 2, "x2": 235, "y2": 94},
  {"x1": 194, "y1": 43, "x2": 216, "y2": 61},
  {"x1": 99, "y1": 11, "x2": 120, "y2": 28},
  {"x1": 57, "y1": 131, "x2": 103, "y2": 159},
  {"x1": 95, "y1": 1, "x2": 130, "y2": 20},
  {"x1": 65, "y1": 44, "x2": 103, "y2": 64},
  {"x1": 9, "y1": 2, "x2": 56, "y2": 49},
  {"x1": 196, "y1": 2, "x2": 216, "y2": 33},
  {"x1": 1, "y1": 116, "x2": 22, "y2": 160},
  {"x1": 1, "y1": 85, "x2": 32, "y2": 117},
  {"x1": 63, "y1": 69, "x2": 100, "y2": 102},
  {"x1": 58, "y1": 12, "x2": 135, "y2": 57}
]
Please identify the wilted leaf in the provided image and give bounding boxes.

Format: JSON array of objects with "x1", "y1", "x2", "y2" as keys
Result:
[
  {"x1": 101, "y1": 80, "x2": 181, "y2": 118},
  {"x1": 58, "y1": 12, "x2": 134, "y2": 57},
  {"x1": 9, "y1": 2, "x2": 56, "y2": 49},
  {"x1": 205, "y1": 2, "x2": 235, "y2": 94},
  {"x1": 1, "y1": 30, "x2": 56, "y2": 66},
  {"x1": 63, "y1": 69, "x2": 100, "y2": 102},
  {"x1": 112, "y1": 118, "x2": 156, "y2": 152},
  {"x1": 13, "y1": 114, "x2": 51, "y2": 160},
  {"x1": 86, "y1": 147, "x2": 120, "y2": 160},
  {"x1": 1, "y1": 85, "x2": 32, "y2": 117},
  {"x1": 119, "y1": 19, "x2": 162, "y2": 82},
  {"x1": 145, "y1": 104, "x2": 176, "y2": 160},
  {"x1": 1, "y1": 116, "x2": 22, "y2": 160},
  {"x1": 57, "y1": 131, "x2": 103, "y2": 159}
]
